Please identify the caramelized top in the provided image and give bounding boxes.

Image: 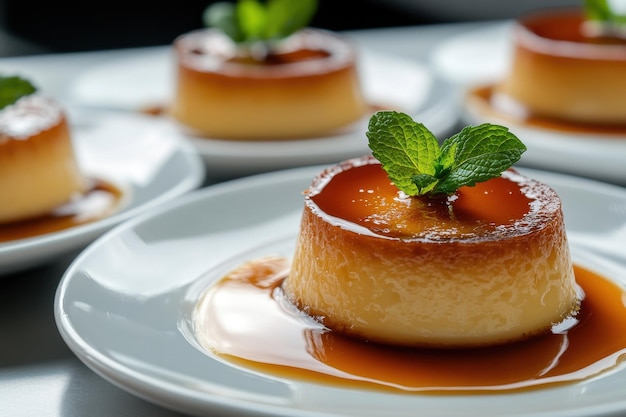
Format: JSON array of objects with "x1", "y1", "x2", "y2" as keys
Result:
[
  {"x1": 306, "y1": 156, "x2": 560, "y2": 242},
  {"x1": 516, "y1": 9, "x2": 626, "y2": 58},
  {"x1": 0, "y1": 95, "x2": 63, "y2": 142},
  {"x1": 174, "y1": 28, "x2": 357, "y2": 77}
]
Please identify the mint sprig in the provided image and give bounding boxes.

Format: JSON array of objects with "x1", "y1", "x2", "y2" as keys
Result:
[
  {"x1": 585, "y1": 0, "x2": 626, "y2": 24},
  {"x1": 366, "y1": 111, "x2": 527, "y2": 197},
  {"x1": 203, "y1": 0, "x2": 317, "y2": 44},
  {"x1": 584, "y1": 0, "x2": 626, "y2": 37},
  {"x1": 0, "y1": 75, "x2": 37, "y2": 110}
]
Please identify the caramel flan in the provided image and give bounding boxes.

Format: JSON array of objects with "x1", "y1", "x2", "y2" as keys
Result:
[
  {"x1": 0, "y1": 94, "x2": 86, "y2": 224},
  {"x1": 284, "y1": 156, "x2": 579, "y2": 348},
  {"x1": 494, "y1": 8, "x2": 626, "y2": 126},
  {"x1": 171, "y1": 27, "x2": 367, "y2": 140}
]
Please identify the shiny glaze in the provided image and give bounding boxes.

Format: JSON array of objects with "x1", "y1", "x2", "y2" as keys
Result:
[
  {"x1": 306, "y1": 157, "x2": 550, "y2": 241},
  {"x1": 194, "y1": 257, "x2": 626, "y2": 394}
]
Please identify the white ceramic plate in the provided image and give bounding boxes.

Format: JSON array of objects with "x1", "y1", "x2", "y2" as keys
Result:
[
  {"x1": 431, "y1": 24, "x2": 626, "y2": 186},
  {"x1": 0, "y1": 109, "x2": 205, "y2": 275},
  {"x1": 68, "y1": 47, "x2": 458, "y2": 177},
  {"x1": 55, "y1": 164, "x2": 626, "y2": 417}
]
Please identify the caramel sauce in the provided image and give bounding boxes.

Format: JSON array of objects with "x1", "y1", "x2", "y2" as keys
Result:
[
  {"x1": 521, "y1": 9, "x2": 626, "y2": 45},
  {"x1": 308, "y1": 160, "x2": 540, "y2": 240},
  {"x1": 190, "y1": 48, "x2": 331, "y2": 66},
  {"x1": 140, "y1": 105, "x2": 168, "y2": 117},
  {"x1": 470, "y1": 85, "x2": 626, "y2": 136},
  {"x1": 0, "y1": 178, "x2": 124, "y2": 243},
  {"x1": 194, "y1": 257, "x2": 626, "y2": 394}
]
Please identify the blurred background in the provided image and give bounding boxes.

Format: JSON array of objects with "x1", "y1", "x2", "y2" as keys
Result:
[{"x1": 0, "y1": 0, "x2": 579, "y2": 57}]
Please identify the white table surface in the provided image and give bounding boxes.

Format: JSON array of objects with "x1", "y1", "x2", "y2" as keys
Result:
[{"x1": 0, "y1": 20, "x2": 540, "y2": 417}]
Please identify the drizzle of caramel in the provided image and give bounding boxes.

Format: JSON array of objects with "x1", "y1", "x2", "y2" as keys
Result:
[
  {"x1": 227, "y1": 48, "x2": 331, "y2": 66},
  {"x1": 194, "y1": 257, "x2": 626, "y2": 395},
  {"x1": 0, "y1": 178, "x2": 124, "y2": 242}
]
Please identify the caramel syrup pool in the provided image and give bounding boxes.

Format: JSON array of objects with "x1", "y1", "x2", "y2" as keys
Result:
[
  {"x1": 0, "y1": 178, "x2": 124, "y2": 243},
  {"x1": 194, "y1": 257, "x2": 626, "y2": 395}
]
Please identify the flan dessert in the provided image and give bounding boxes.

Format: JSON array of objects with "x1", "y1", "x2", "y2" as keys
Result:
[
  {"x1": 171, "y1": 27, "x2": 367, "y2": 140},
  {"x1": 0, "y1": 92, "x2": 86, "y2": 224},
  {"x1": 284, "y1": 155, "x2": 579, "y2": 348},
  {"x1": 494, "y1": 8, "x2": 626, "y2": 126}
]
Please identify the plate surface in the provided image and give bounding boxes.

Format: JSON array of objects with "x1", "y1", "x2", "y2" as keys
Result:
[
  {"x1": 55, "y1": 164, "x2": 626, "y2": 417},
  {"x1": 431, "y1": 25, "x2": 626, "y2": 186},
  {"x1": 0, "y1": 109, "x2": 205, "y2": 275},
  {"x1": 68, "y1": 47, "x2": 458, "y2": 177}
]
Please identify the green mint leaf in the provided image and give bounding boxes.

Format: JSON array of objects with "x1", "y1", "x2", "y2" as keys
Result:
[
  {"x1": 431, "y1": 124, "x2": 527, "y2": 195},
  {"x1": 0, "y1": 75, "x2": 37, "y2": 110},
  {"x1": 434, "y1": 139, "x2": 456, "y2": 177},
  {"x1": 265, "y1": 0, "x2": 317, "y2": 39},
  {"x1": 584, "y1": 0, "x2": 626, "y2": 29},
  {"x1": 237, "y1": 0, "x2": 268, "y2": 41},
  {"x1": 411, "y1": 173, "x2": 438, "y2": 194},
  {"x1": 366, "y1": 111, "x2": 441, "y2": 196},
  {"x1": 585, "y1": 0, "x2": 613, "y2": 21},
  {"x1": 204, "y1": 0, "x2": 317, "y2": 44},
  {"x1": 203, "y1": 2, "x2": 245, "y2": 42},
  {"x1": 366, "y1": 111, "x2": 527, "y2": 197}
]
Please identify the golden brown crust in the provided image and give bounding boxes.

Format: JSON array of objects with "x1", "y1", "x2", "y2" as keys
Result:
[{"x1": 284, "y1": 157, "x2": 578, "y2": 348}]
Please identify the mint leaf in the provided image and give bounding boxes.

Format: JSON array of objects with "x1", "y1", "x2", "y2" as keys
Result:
[
  {"x1": 366, "y1": 111, "x2": 527, "y2": 197},
  {"x1": 203, "y1": 2, "x2": 245, "y2": 42},
  {"x1": 0, "y1": 76, "x2": 37, "y2": 110},
  {"x1": 204, "y1": 0, "x2": 317, "y2": 44},
  {"x1": 432, "y1": 124, "x2": 527, "y2": 194},
  {"x1": 367, "y1": 111, "x2": 440, "y2": 195},
  {"x1": 238, "y1": 0, "x2": 268, "y2": 41},
  {"x1": 584, "y1": 0, "x2": 626, "y2": 37},
  {"x1": 266, "y1": 0, "x2": 316, "y2": 39},
  {"x1": 411, "y1": 173, "x2": 438, "y2": 194},
  {"x1": 585, "y1": 0, "x2": 613, "y2": 21},
  {"x1": 585, "y1": 0, "x2": 626, "y2": 23}
]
